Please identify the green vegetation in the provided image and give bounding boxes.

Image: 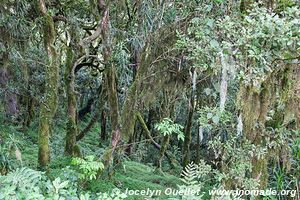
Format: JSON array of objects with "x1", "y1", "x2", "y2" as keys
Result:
[{"x1": 0, "y1": 0, "x2": 300, "y2": 199}]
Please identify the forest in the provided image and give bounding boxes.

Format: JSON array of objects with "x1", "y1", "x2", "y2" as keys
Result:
[{"x1": 0, "y1": 0, "x2": 299, "y2": 199}]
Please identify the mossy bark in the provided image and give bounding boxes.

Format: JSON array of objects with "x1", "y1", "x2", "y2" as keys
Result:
[
  {"x1": 0, "y1": 51, "x2": 18, "y2": 120},
  {"x1": 37, "y1": 0, "x2": 59, "y2": 169},
  {"x1": 237, "y1": 1, "x2": 280, "y2": 188},
  {"x1": 238, "y1": 79, "x2": 274, "y2": 189},
  {"x1": 99, "y1": 4, "x2": 121, "y2": 169},
  {"x1": 283, "y1": 65, "x2": 300, "y2": 128},
  {"x1": 100, "y1": 110, "x2": 107, "y2": 141},
  {"x1": 0, "y1": 24, "x2": 19, "y2": 121},
  {"x1": 237, "y1": 62, "x2": 300, "y2": 190},
  {"x1": 120, "y1": 27, "x2": 177, "y2": 142},
  {"x1": 237, "y1": 84, "x2": 272, "y2": 189},
  {"x1": 103, "y1": 65, "x2": 121, "y2": 168},
  {"x1": 158, "y1": 135, "x2": 170, "y2": 170},
  {"x1": 105, "y1": 66, "x2": 120, "y2": 133},
  {"x1": 120, "y1": 45, "x2": 151, "y2": 141},
  {"x1": 64, "y1": 47, "x2": 78, "y2": 156},
  {"x1": 182, "y1": 91, "x2": 196, "y2": 168},
  {"x1": 26, "y1": 98, "x2": 35, "y2": 127}
]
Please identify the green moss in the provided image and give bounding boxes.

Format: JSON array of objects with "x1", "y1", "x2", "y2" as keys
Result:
[
  {"x1": 89, "y1": 161, "x2": 182, "y2": 199},
  {"x1": 88, "y1": 180, "x2": 116, "y2": 193}
]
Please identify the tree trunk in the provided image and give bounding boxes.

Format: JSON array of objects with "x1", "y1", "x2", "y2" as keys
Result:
[
  {"x1": 0, "y1": 51, "x2": 18, "y2": 120},
  {"x1": 237, "y1": 1, "x2": 276, "y2": 189},
  {"x1": 158, "y1": 135, "x2": 170, "y2": 169},
  {"x1": 37, "y1": 0, "x2": 59, "y2": 169},
  {"x1": 25, "y1": 97, "x2": 35, "y2": 127},
  {"x1": 4, "y1": 91, "x2": 18, "y2": 120},
  {"x1": 64, "y1": 47, "x2": 78, "y2": 156},
  {"x1": 78, "y1": 97, "x2": 94, "y2": 120},
  {"x1": 182, "y1": 92, "x2": 196, "y2": 167},
  {"x1": 237, "y1": 84, "x2": 272, "y2": 189},
  {"x1": 100, "y1": 110, "x2": 107, "y2": 141},
  {"x1": 99, "y1": 3, "x2": 121, "y2": 168}
]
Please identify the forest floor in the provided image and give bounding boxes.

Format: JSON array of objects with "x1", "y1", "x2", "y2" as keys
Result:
[{"x1": 1, "y1": 120, "x2": 212, "y2": 199}]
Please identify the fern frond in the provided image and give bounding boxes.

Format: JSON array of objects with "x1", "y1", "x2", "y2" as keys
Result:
[
  {"x1": 181, "y1": 162, "x2": 198, "y2": 185},
  {"x1": 2, "y1": 167, "x2": 42, "y2": 189}
]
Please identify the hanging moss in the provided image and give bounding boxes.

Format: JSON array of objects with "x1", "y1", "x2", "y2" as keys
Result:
[
  {"x1": 281, "y1": 65, "x2": 300, "y2": 127},
  {"x1": 120, "y1": 26, "x2": 178, "y2": 141},
  {"x1": 237, "y1": 78, "x2": 273, "y2": 189},
  {"x1": 236, "y1": 61, "x2": 300, "y2": 189}
]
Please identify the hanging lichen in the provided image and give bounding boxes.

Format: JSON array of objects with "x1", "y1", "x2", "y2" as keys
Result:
[
  {"x1": 237, "y1": 113, "x2": 243, "y2": 137},
  {"x1": 219, "y1": 52, "x2": 228, "y2": 112}
]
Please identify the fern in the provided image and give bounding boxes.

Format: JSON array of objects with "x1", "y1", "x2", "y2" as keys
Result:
[
  {"x1": 0, "y1": 167, "x2": 44, "y2": 200},
  {"x1": 181, "y1": 162, "x2": 198, "y2": 185},
  {"x1": 1, "y1": 167, "x2": 42, "y2": 189},
  {"x1": 178, "y1": 161, "x2": 212, "y2": 200},
  {"x1": 0, "y1": 167, "x2": 80, "y2": 199}
]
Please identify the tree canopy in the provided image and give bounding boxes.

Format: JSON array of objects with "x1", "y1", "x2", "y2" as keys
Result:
[{"x1": 0, "y1": 0, "x2": 299, "y2": 199}]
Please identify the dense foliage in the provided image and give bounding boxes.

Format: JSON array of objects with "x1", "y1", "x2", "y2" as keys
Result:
[{"x1": 0, "y1": 0, "x2": 299, "y2": 199}]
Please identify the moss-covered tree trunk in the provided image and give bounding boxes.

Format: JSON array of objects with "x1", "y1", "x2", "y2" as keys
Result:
[
  {"x1": 237, "y1": 84, "x2": 272, "y2": 189},
  {"x1": 237, "y1": 0, "x2": 278, "y2": 189},
  {"x1": 99, "y1": 2, "x2": 121, "y2": 168},
  {"x1": 283, "y1": 65, "x2": 300, "y2": 128},
  {"x1": 64, "y1": 47, "x2": 78, "y2": 156},
  {"x1": 182, "y1": 89, "x2": 196, "y2": 167},
  {"x1": 158, "y1": 135, "x2": 170, "y2": 170},
  {"x1": 37, "y1": 0, "x2": 59, "y2": 169},
  {"x1": 25, "y1": 97, "x2": 35, "y2": 127},
  {"x1": 120, "y1": 26, "x2": 177, "y2": 143},
  {"x1": 0, "y1": 47, "x2": 18, "y2": 120},
  {"x1": 237, "y1": 63, "x2": 299, "y2": 190},
  {"x1": 0, "y1": 51, "x2": 9, "y2": 116}
]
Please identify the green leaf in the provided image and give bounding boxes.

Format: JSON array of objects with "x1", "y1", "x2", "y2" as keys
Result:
[
  {"x1": 212, "y1": 115, "x2": 220, "y2": 124},
  {"x1": 204, "y1": 88, "x2": 211, "y2": 95},
  {"x1": 207, "y1": 113, "x2": 213, "y2": 119},
  {"x1": 206, "y1": 19, "x2": 214, "y2": 27},
  {"x1": 209, "y1": 39, "x2": 219, "y2": 48},
  {"x1": 177, "y1": 133, "x2": 185, "y2": 141}
]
